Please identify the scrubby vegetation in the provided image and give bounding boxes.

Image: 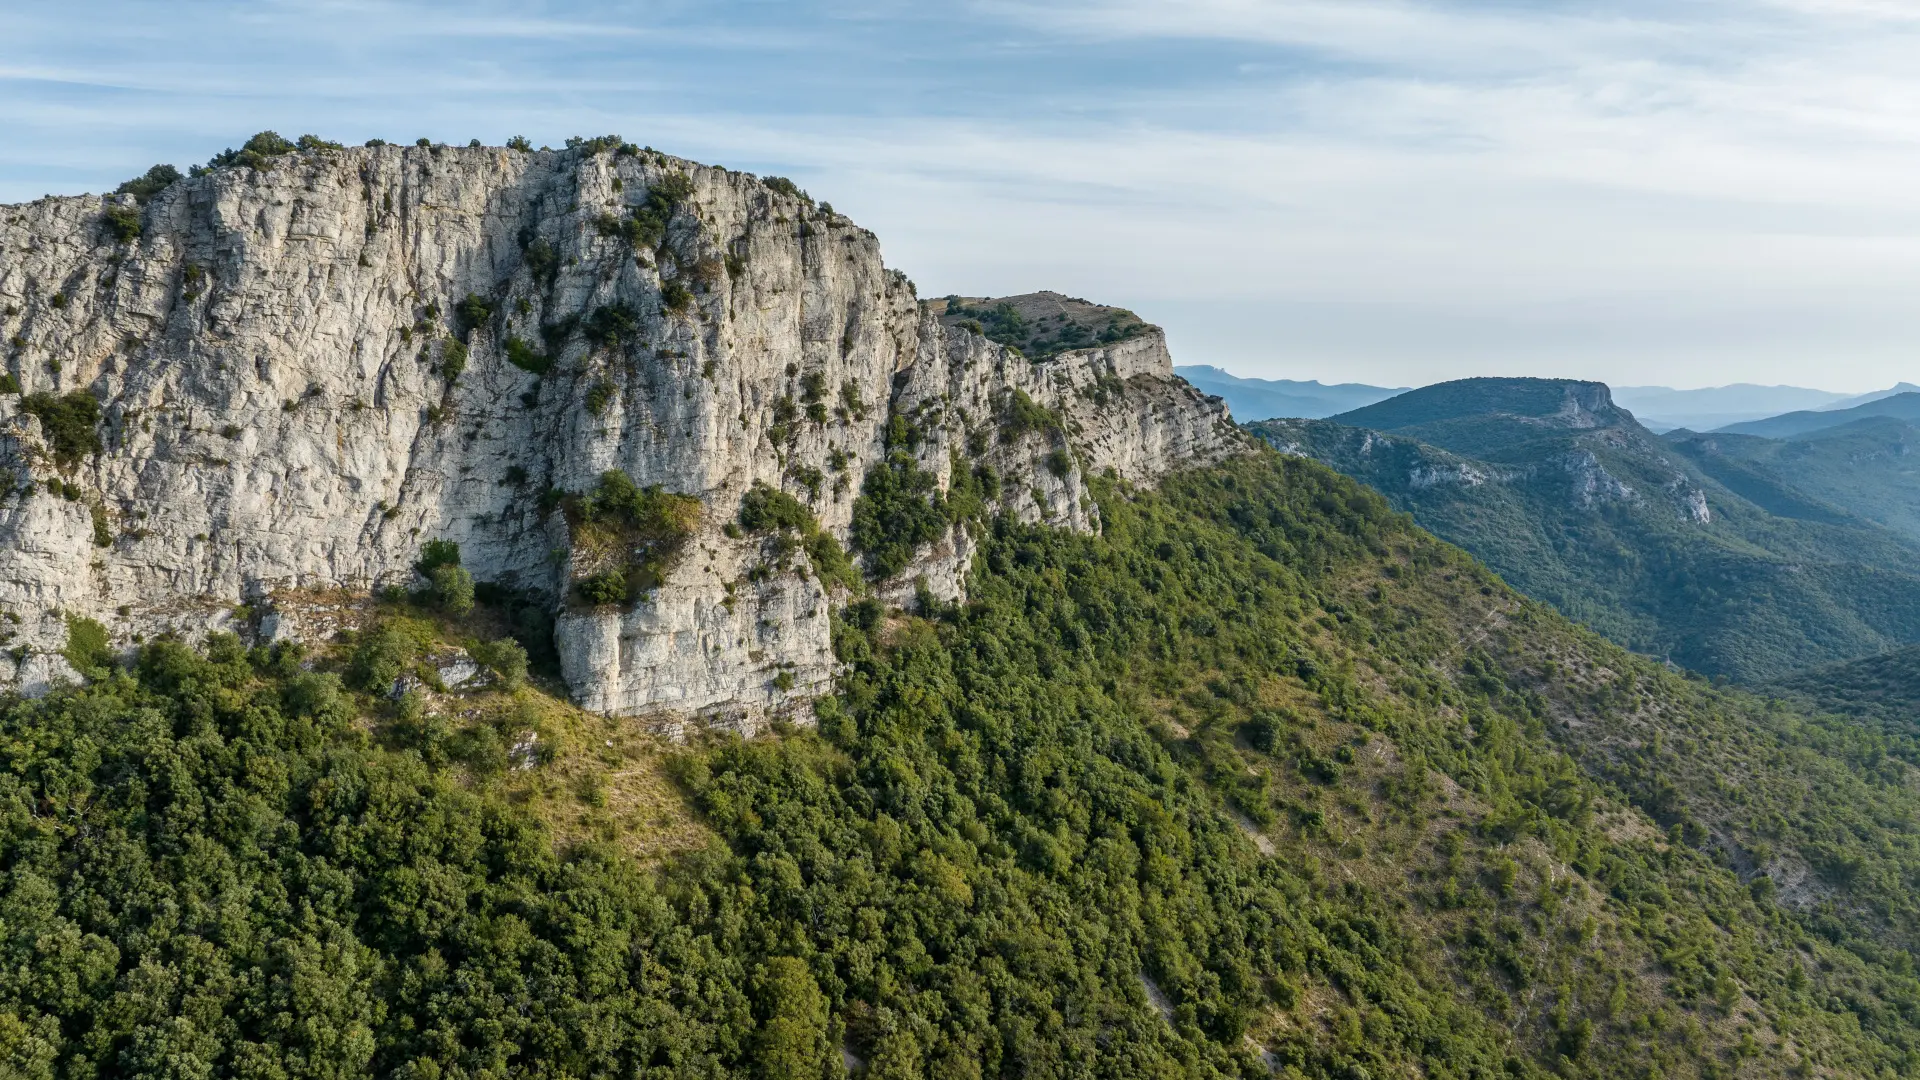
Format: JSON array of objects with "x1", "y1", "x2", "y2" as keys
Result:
[
  {"x1": 205, "y1": 131, "x2": 341, "y2": 171},
  {"x1": 503, "y1": 335, "x2": 552, "y2": 375},
  {"x1": 111, "y1": 164, "x2": 181, "y2": 205},
  {"x1": 849, "y1": 452, "x2": 948, "y2": 581},
  {"x1": 597, "y1": 171, "x2": 696, "y2": 250},
  {"x1": 101, "y1": 206, "x2": 141, "y2": 242},
  {"x1": 20, "y1": 391, "x2": 101, "y2": 468},
  {"x1": 559, "y1": 470, "x2": 701, "y2": 606},
  {"x1": 943, "y1": 293, "x2": 1152, "y2": 360},
  {"x1": 13, "y1": 451, "x2": 1920, "y2": 1078},
  {"x1": 738, "y1": 483, "x2": 858, "y2": 591}
]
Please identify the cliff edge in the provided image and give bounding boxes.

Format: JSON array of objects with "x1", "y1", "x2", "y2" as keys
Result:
[{"x1": 0, "y1": 137, "x2": 1244, "y2": 724}]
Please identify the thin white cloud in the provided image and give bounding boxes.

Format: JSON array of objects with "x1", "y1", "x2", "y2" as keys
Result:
[{"x1": 5, "y1": 0, "x2": 1920, "y2": 388}]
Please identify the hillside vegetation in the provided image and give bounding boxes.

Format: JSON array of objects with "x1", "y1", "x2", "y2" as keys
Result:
[
  {"x1": 9, "y1": 451, "x2": 1920, "y2": 1077},
  {"x1": 932, "y1": 291, "x2": 1153, "y2": 360},
  {"x1": 1770, "y1": 642, "x2": 1920, "y2": 741},
  {"x1": 1254, "y1": 378, "x2": 1920, "y2": 681},
  {"x1": 1668, "y1": 418, "x2": 1920, "y2": 543}
]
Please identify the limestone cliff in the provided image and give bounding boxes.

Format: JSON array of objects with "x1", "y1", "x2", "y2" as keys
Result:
[{"x1": 0, "y1": 139, "x2": 1243, "y2": 723}]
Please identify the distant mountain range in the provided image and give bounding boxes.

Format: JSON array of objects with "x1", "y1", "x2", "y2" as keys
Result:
[
  {"x1": 1710, "y1": 390, "x2": 1920, "y2": 439},
  {"x1": 1179, "y1": 368, "x2": 1917, "y2": 432},
  {"x1": 1252, "y1": 377, "x2": 1920, "y2": 682},
  {"x1": 1172, "y1": 365, "x2": 1405, "y2": 421},
  {"x1": 1613, "y1": 383, "x2": 1853, "y2": 432},
  {"x1": 1612, "y1": 382, "x2": 1918, "y2": 433}
]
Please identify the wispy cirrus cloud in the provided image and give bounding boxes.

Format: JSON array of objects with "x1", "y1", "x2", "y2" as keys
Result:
[{"x1": 4, "y1": 0, "x2": 1920, "y2": 388}]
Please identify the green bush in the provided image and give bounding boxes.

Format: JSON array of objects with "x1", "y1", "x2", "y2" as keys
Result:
[
  {"x1": 440, "y1": 339, "x2": 467, "y2": 382},
  {"x1": 576, "y1": 570, "x2": 627, "y2": 606},
  {"x1": 504, "y1": 335, "x2": 552, "y2": 374},
  {"x1": 102, "y1": 205, "x2": 142, "y2": 242},
  {"x1": 0, "y1": 373, "x2": 18, "y2": 395},
  {"x1": 585, "y1": 380, "x2": 616, "y2": 415},
  {"x1": 564, "y1": 471, "x2": 702, "y2": 605},
  {"x1": 762, "y1": 176, "x2": 804, "y2": 199},
  {"x1": 429, "y1": 564, "x2": 475, "y2": 617},
  {"x1": 113, "y1": 164, "x2": 182, "y2": 204},
  {"x1": 584, "y1": 303, "x2": 639, "y2": 345},
  {"x1": 454, "y1": 293, "x2": 494, "y2": 337},
  {"x1": 416, "y1": 539, "x2": 461, "y2": 573},
  {"x1": 62, "y1": 614, "x2": 112, "y2": 676},
  {"x1": 739, "y1": 483, "x2": 814, "y2": 534},
  {"x1": 507, "y1": 135, "x2": 533, "y2": 152},
  {"x1": 349, "y1": 622, "x2": 417, "y2": 692},
  {"x1": 737, "y1": 483, "x2": 858, "y2": 590},
  {"x1": 470, "y1": 637, "x2": 529, "y2": 689},
  {"x1": 849, "y1": 452, "x2": 947, "y2": 580},
  {"x1": 660, "y1": 280, "x2": 693, "y2": 313},
  {"x1": 208, "y1": 131, "x2": 298, "y2": 170},
  {"x1": 20, "y1": 391, "x2": 101, "y2": 467},
  {"x1": 999, "y1": 387, "x2": 1062, "y2": 443},
  {"x1": 522, "y1": 237, "x2": 559, "y2": 286},
  {"x1": 613, "y1": 171, "x2": 696, "y2": 251}
]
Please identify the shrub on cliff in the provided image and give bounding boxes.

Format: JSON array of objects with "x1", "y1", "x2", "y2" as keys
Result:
[
  {"x1": 429, "y1": 564, "x2": 475, "y2": 617},
  {"x1": 503, "y1": 335, "x2": 552, "y2": 374},
  {"x1": 113, "y1": 164, "x2": 182, "y2": 204},
  {"x1": 207, "y1": 131, "x2": 299, "y2": 170},
  {"x1": 564, "y1": 471, "x2": 701, "y2": 605},
  {"x1": 850, "y1": 453, "x2": 946, "y2": 580},
  {"x1": 20, "y1": 391, "x2": 101, "y2": 467},
  {"x1": 738, "y1": 482, "x2": 859, "y2": 590}
]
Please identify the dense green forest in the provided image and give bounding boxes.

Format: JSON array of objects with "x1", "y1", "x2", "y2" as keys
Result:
[
  {"x1": 8, "y1": 452, "x2": 1920, "y2": 1078},
  {"x1": 1254, "y1": 379, "x2": 1920, "y2": 681}
]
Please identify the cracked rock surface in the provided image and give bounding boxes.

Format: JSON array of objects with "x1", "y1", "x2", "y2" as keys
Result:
[{"x1": 0, "y1": 142, "x2": 1244, "y2": 726}]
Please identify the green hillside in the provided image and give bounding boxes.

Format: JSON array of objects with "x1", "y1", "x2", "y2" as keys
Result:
[
  {"x1": 1770, "y1": 642, "x2": 1920, "y2": 739},
  {"x1": 1669, "y1": 417, "x2": 1920, "y2": 542},
  {"x1": 11, "y1": 451, "x2": 1920, "y2": 1077},
  {"x1": 1254, "y1": 379, "x2": 1920, "y2": 682}
]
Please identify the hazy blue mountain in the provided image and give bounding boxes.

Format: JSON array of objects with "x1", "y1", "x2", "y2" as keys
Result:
[
  {"x1": 1172, "y1": 364, "x2": 1405, "y2": 421},
  {"x1": 1714, "y1": 391, "x2": 1920, "y2": 439},
  {"x1": 1828, "y1": 382, "x2": 1920, "y2": 411},
  {"x1": 1256, "y1": 377, "x2": 1920, "y2": 681},
  {"x1": 1611, "y1": 383, "x2": 1853, "y2": 433}
]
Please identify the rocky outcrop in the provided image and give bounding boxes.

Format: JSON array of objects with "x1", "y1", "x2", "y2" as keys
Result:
[{"x1": 0, "y1": 140, "x2": 1243, "y2": 724}]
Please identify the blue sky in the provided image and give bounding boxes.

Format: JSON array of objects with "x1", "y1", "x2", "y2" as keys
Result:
[{"x1": 6, "y1": 0, "x2": 1920, "y2": 391}]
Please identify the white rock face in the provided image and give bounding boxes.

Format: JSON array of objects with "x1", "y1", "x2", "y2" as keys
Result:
[{"x1": 0, "y1": 142, "x2": 1243, "y2": 725}]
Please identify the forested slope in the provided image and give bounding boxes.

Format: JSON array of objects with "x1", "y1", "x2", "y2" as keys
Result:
[
  {"x1": 6, "y1": 452, "x2": 1920, "y2": 1078},
  {"x1": 1254, "y1": 381, "x2": 1920, "y2": 681},
  {"x1": 1669, "y1": 418, "x2": 1920, "y2": 543}
]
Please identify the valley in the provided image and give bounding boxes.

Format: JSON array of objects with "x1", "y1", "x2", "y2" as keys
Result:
[{"x1": 3, "y1": 136, "x2": 1920, "y2": 1080}]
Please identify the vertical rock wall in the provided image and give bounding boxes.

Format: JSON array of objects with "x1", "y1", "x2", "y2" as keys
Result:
[{"x1": 0, "y1": 142, "x2": 1243, "y2": 724}]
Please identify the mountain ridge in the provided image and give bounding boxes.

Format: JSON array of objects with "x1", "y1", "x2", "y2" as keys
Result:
[
  {"x1": 1257, "y1": 376, "x2": 1920, "y2": 680},
  {"x1": 1714, "y1": 390, "x2": 1920, "y2": 439},
  {"x1": 1170, "y1": 364, "x2": 1406, "y2": 421}
]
